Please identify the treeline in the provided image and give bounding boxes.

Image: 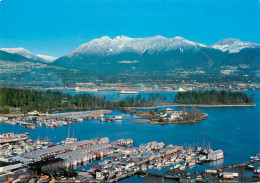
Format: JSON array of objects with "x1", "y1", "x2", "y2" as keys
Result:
[
  {"x1": 0, "y1": 88, "x2": 163, "y2": 113},
  {"x1": 174, "y1": 90, "x2": 254, "y2": 105}
]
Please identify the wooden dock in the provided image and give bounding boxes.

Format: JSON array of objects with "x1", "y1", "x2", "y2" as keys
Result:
[
  {"x1": 137, "y1": 171, "x2": 181, "y2": 181},
  {"x1": 108, "y1": 171, "x2": 138, "y2": 182},
  {"x1": 107, "y1": 170, "x2": 180, "y2": 182}
]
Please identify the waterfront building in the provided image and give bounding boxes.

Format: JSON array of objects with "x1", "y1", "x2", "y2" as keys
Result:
[
  {"x1": 208, "y1": 150, "x2": 224, "y2": 161},
  {"x1": 168, "y1": 111, "x2": 183, "y2": 121},
  {"x1": 222, "y1": 172, "x2": 239, "y2": 179},
  {"x1": 139, "y1": 83, "x2": 146, "y2": 91},
  {"x1": 175, "y1": 85, "x2": 186, "y2": 92},
  {"x1": 153, "y1": 85, "x2": 159, "y2": 91}
]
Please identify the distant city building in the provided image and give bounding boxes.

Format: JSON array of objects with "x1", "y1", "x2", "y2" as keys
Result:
[
  {"x1": 153, "y1": 85, "x2": 159, "y2": 91},
  {"x1": 175, "y1": 85, "x2": 186, "y2": 92},
  {"x1": 139, "y1": 83, "x2": 146, "y2": 91}
]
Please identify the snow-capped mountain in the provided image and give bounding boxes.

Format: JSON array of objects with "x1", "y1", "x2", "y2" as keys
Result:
[
  {"x1": 1, "y1": 36, "x2": 259, "y2": 86},
  {"x1": 53, "y1": 35, "x2": 259, "y2": 73},
  {"x1": 211, "y1": 38, "x2": 260, "y2": 53},
  {"x1": 0, "y1": 48, "x2": 38, "y2": 60},
  {"x1": 0, "y1": 47, "x2": 56, "y2": 63},
  {"x1": 68, "y1": 35, "x2": 207, "y2": 57}
]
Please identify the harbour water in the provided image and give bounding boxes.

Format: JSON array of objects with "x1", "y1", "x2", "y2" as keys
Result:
[{"x1": 0, "y1": 91, "x2": 259, "y2": 182}]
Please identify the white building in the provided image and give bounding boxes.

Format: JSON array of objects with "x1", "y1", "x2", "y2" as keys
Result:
[
  {"x1": 168, "y1": 111, "x2": 183, "y2": 121},
  {"x1": 208, "y1": 150, "x2": 224, "y2": 161}
]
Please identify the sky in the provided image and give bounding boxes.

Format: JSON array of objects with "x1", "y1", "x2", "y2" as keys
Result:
[{"x1": 0, "y1": 0, "x2": 259, "y2": 57}]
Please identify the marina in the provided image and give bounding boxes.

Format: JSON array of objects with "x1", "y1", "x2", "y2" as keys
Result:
[
  {"x1": 0, "y1": 132, "x2": 53, "y2": 164},
  {"x1": 0, "y1": 135, "x2": 235, "y2": 182},
  {"x1": 0, "y1": 133, "x2": 258, "y2": 182},
  {"x1": 1, "y1": 0, "x2": 259, "y2": 181},
  {"x1": 0, "y1": 110, "x2": 112, "y2": 129},
  {"x1": 0, "y1": 90, "x2": 259, "y2": 182}
]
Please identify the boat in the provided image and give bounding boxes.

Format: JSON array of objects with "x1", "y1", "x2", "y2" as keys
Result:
[
  {"x1": 26, "y1": 123, "x2": 35, "y2": 129},
  {"x1": 61, "y1": 137, "x2": 77, "y2": 144},
  {"x1": 113, "y1": 115, "x2": 122, "y2": 121},
  {"x1": 28, "y1": 110, "x2": 40, "y2": 116},
  {"x1": 174, "y1": 164, "x2": 180, "y2": 169},
  {"x1": 179, "y1": 165, "x2": 186, "y2": 170},
  {"x1": 118, "y1": 90, "x2": 138, "y2": 94},
  {"x1": 45, "y1": 123, "x2": 54, "y2": 128},
  {"x1": 36, "y1": 121, "x2": 42, "y2": 126},
  {"x1": 250, "y1": 156, "x2": 259, "y2": 161},
  {"x1": 59, "y1": 121, "x2": 68, "y2": 126},
  {"x1": 8, "y1": 121, "x2": 16, "y2": 125},
  {"x1": 36, "y1": 145, "x2": 43, "y2": 149},
  {"x1": 99, "y1": 118, "x2": 106, "y2": 122},
  {"x1": 141, "y1": 165, "x2": 147, "y2": 171},
  {"x1": 52, "y1": 122, "x2": 59, "y2": 127},
  {"x1": 196, "y1": 175, "x2": 203, "y2": 181},
  {"x1": 148, "y1": 165, "x2": 154, "y2": 169},
  {"x1": 188, "y1": 161, "x2": 196, "y2": 167},
  {"x1": 75, "y1": 87, "x2": 97, "y2": 92},
  {"x1": 99, "y1": 118, "x2": 112, "y2": 122}
]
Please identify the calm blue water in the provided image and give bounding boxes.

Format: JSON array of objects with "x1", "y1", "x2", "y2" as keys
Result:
[{"x1": 0, "y1": 91, "x2": 259, "y2": 182}]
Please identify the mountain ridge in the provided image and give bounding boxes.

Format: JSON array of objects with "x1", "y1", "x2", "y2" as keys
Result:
[
  {"x1": 53, "y1": 36, "x2": 260, "y2": 73},
  {"x1": 0, "y1": 47, "x2": 56, "y2": 63},
  {"x1": 0, "y1": 36, "x2": 259, "y2": 86},
  {"x1": 65, "y1": 36, "x2": 260, "y2": 57}
]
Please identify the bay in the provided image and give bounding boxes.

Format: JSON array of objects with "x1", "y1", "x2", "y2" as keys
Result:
[{"x1": 0, "y1": 90, "x2": 259, "y2": 182}]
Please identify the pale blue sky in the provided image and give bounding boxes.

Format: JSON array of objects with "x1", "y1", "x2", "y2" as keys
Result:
[{"x1": 0, "y1": 0, "x2": 259, "y2": 57}]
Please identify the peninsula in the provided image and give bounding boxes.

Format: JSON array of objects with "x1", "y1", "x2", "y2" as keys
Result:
[{"x1": 133, "y1": 108, "x2": 208, "y2": 125}]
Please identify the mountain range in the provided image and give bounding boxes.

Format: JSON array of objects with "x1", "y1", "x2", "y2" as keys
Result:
[
  {"x1": 0, "y1": 48, "x2": 56, "y2": 63},
  {"x1": 0, "y1": 36, "x2": 259, "y2": 86},
  {"x1": 52, "y1": 36, "x2": 259, "y2": 74}
]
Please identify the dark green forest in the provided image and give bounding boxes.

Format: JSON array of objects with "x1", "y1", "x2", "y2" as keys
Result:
[
  {"x1": 174, "y1": 90, "x2": 254, "y2": 105},
  {"x1": 0, "y1": 88, "x2": 162, "y2": 113},
  {"x1": 0, "y1": 88, "x2": 254, "y2": 114}
]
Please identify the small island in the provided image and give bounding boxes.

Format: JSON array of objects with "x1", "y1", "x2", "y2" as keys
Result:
[
  {"x1": 133, "y1": 90, "x2": 255, "y2": 124},
  {"x1": 134, "y1": 108, "x2": 207, "y2": 124}
]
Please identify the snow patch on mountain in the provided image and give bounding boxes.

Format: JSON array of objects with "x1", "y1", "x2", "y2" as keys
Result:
[
  {"x1": 0, "y1": 47, "x2": 56, "y2": 63},
  {"x1": 0, "y1": 48, "x2": 37, "y2": 59},
  {"x1": 37, "y1": 55, "x2": 56, "y2": 63},
  {"x1": 211, "y1": 38, "x2": 260, "y2": 53}
]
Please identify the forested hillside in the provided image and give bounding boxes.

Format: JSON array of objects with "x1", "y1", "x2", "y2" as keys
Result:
[
  {"x1": 0, "y1": 88, "x2": 162, "y2": 113},
  {"x1": 174, "y1": 90, "x2": 254, "y2": 105}
]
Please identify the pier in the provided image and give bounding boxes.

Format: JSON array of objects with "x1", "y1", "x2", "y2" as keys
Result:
[
  {"x1": 137, "y1": 171, "x2": 180, "y2": 181},
  {"x1": 108, "y1": 171, "x2": 138, "y2": 182},
  {"x1": 1, "y1": 133, "x2": 259, "y2": 183},
  {"x1": 1, "y1": 110, "x2": 113, "y2": 129},
  {"x1": 49, "y1": 110, "x2": 112, "y2": 121}
]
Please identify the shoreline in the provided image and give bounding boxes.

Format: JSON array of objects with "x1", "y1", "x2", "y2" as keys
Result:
[
  {"x1": 129, "y1": 103, "x2": 256, "y2": 109},
  {"x1": 133, "y1": 111, "x2": 208, "y2": 125},
  {"x1": 0, "y1": 103, "x2": 255, "y2": 117}
]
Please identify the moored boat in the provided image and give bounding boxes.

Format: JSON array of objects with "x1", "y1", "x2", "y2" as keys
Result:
[
  {"x1": 118, "y1": 90, "x2": 138, "y2": 94},
  {"x1": 26, "y1": 123, "x2": 35, "y2": 129}
]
